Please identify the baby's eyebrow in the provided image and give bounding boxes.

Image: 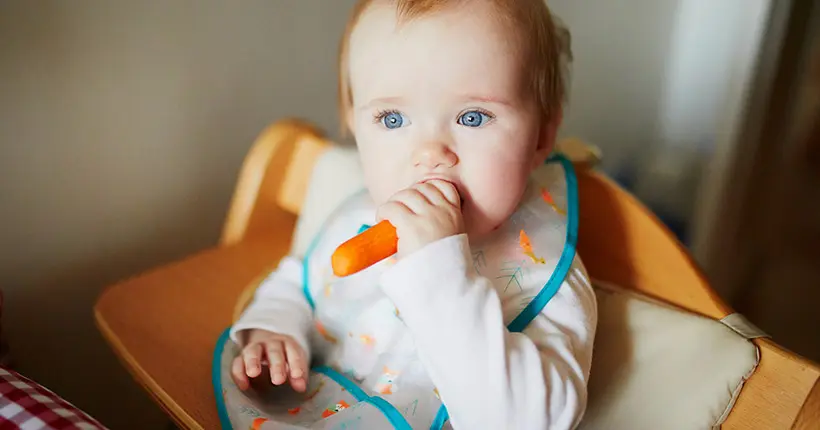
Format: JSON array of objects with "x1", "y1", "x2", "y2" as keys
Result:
[
  {"x1": 359, "y1": 96, "x2": 407, "y2": 110},
  {"x1": 460, "y1": 95, "x2": 514, "y2": 108},
  {"x1": 357, "y1": 94, "x2": 515, "y2": 111}
]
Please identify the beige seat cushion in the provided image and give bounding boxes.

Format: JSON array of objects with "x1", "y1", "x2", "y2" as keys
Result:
[
  {"x1": 581, "y1": 282, "x2": 758, "y2": 429},
  {"x1": 288, "y1": 144, "x2": 759, "y2": 430}
]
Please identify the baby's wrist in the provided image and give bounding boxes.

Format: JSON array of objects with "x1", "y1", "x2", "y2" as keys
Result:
[
  {"x1": 398, "y1": 231, "x2": 458, "y2": 258},
  {"x1": 380, "y1": 234, "x2": 472, "y2": 306},
  {"x1": 389, "y1": 234, "x2": 469, "y2": 275}
]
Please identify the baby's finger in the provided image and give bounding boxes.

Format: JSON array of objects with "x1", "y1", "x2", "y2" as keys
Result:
[
  {"x1": 283, "y1": 340, "x2": 305, "y2": 379},
  {"x1": 376, "y1": 200, "x2": 413, "y2": 223},
  {"x1": 242, "y1": 343, "x2": 264, "y2": 378},
  {"x1": 290, "y1": 376, "x2": 307, "y2": 393},
  {"x1": 231, "y1": 356, "x2": 250, "y2": 390},
  {"x1": 392, "y1": 188, "x2": 431, "y2": 214},
  {"x1": 265, "y1": 341, "x2": 287, "y2": 385},
  {"x1": 415, "y1": 181, "x2": 453, "y2": 208},
  {"x1": 283, "y1": 341, "x2": 307, "y2": 392},
  {"x1": 425, "y1": 179, "x2": 460, "y2": 208}
]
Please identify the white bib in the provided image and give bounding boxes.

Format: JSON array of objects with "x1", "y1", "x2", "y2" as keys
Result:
[{"x1": 213, "y1": 155, "x2": 579, "y2": 430}]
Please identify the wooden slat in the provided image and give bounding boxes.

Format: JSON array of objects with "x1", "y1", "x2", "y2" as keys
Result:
[
  {"x1": 725, "y1": 339, "x2": 820, "y2": 429},
  {"x1": 575, "y1": 167, "x2": 731, "y2": 319},
  {"x1": 276, "y1": 132, "x2": 330, "y2": 215}
]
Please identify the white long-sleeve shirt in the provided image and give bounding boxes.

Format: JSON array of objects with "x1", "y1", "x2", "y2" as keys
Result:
[
  {"x1": 232, "y1": 237, "x2": 596, "y2": 429},
  {"x1": 231, "y1": 162, "x2": 597, "y2": 429}
]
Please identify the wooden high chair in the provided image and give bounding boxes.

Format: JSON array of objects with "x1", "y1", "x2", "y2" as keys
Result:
[{"x1": 94, "y1": 119, "x2": 820, "y2": 429}]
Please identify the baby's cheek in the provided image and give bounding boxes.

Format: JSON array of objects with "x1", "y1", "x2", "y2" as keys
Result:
[
  {"x1": 363, "y1": 165, "x2": 399, "y2": 204},
  {"x1": 358, "y1": 144, "x2": 407, "y2": 202},
  {"x1": 363, "y1": 173, "x2": 389, "y2": 204},
  {"x1": 465, "y1": 169, "x2": 526, "y2": 233},
  {"x1": 481, "y1": 179, "x2": 520, "y2": 213}
]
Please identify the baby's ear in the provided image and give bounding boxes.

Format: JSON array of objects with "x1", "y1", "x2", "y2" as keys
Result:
[{"x1": 532, "y1": 108, "x2": 563, "y2": 169}]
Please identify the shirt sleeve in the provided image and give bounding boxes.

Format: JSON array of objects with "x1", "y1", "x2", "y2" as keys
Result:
[
  {"x1": 230, "y1": 255, "x2": 314, "y2": 358},
  {"x1": 379, "y1": 234, "x2": 598, "y2": 430}
]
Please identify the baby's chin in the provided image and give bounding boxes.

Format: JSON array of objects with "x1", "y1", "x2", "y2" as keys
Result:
[
  {"x1": 461, "y1": 211, "x2": 504, "y2": 243},
  {"x1": 462, "y1": 197, "x2": 526, "y2": 243}
]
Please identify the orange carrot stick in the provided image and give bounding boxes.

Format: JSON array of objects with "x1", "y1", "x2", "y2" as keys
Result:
[{"x1": 331, "y1": 220, "x2": 398, "y2": 277}]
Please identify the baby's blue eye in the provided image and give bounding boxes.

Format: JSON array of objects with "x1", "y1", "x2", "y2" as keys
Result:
[
  {"x1": 458, "y1": 110, "x2": 492, "y2": 127},
  {"x1": 381, "y1": 112, "x2": 406, "y2": 129}
]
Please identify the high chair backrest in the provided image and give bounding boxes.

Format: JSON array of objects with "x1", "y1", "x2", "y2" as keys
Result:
[{"x1": 222, "y1": 119, "x2": 820, "y2": 430}]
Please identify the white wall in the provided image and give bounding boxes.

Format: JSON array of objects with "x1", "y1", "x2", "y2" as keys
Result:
[
  {"x1": 0, "y1": 1, "x2": 356, "y2": 428},
  {"x1": 637, "y1": 0, "x2": 772, "y2": 232},
  {"x1": 548, "y1": 0, "x2": 682, "y2": 173},
  {"x1": 549, "y1": 0, "x2": 771, "y2": 234}
]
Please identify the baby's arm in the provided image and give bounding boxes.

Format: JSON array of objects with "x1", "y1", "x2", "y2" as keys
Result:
[
  {"x1": 380, "y1": 236, "x2": 597, "y2": 430},
  {"x1": 230, "y1": 255, "x2": 314, "y2": 392}
]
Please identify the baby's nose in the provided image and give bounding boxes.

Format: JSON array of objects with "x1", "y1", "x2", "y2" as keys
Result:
[{"x1": 413, "y1": 141, "x2": 458, "y2": 169}]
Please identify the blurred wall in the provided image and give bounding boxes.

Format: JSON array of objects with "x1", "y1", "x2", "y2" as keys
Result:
[
  {"x1": 549, "y1": 0, "x2": 771, "y2": 245},
  {"x1": 548, "y1": 0, "x2": 681, "y2": 173},
  {"x1": 0, "y1": 1, "x2": 356, "y2": 428}
]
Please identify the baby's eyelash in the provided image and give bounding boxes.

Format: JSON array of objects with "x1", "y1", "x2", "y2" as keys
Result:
[
  {"x1": 464, "y1": 107, "x2": 495, "y2": 118},
  {"x1": 372, "y1": 109, "x2": 400, "y2": 123}
]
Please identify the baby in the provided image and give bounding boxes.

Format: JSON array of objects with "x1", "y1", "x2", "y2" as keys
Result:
[{"x1": 225, "y1": 0, "x2": 598, "y2": 428}]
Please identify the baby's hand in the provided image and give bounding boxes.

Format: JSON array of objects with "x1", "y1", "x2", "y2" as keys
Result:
[
  {"x1": 231, "y1": 329, "x2": 307, "y2": 393},
  {"x1": 377, "y1": 179, "x2": 463, "y2": 257}
]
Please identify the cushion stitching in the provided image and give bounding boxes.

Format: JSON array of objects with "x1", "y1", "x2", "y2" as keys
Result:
[{"x1": 711, "y1": 341, "x2": 762, "y2": 428}]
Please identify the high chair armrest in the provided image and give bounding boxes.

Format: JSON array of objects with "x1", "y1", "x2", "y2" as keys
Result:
[{"x1": 94, "y1": 239, "x2": 291, "y2": 430}]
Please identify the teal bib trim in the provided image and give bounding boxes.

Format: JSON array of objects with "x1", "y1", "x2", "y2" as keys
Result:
[
  {"x1": 430, "y1": 154, "x2": 579, "y2": 430},
  {"x1": 507, "y1": 154, "x2": 578, "y2": 332},
  {"x1": 213, "y1": 327, "x2": 237, "y2": 430},
  {"x1": 314, "y1": 366, "x2": 411, "y2": 429},
  {"x1": 302, "y1": 233, "x2": 322, "y2": 310},
  {"x1": 430, "y1": 405, "x2": 450, "y2": 430},
  {"x1": 312, "y1": 366, "x2": 369, "y2": 401},
  {"x1": 303, "y1": 223, "x2": 373, "y2": 309},
  {"x1": 363, "y1": 397, "x2": 413, "y2": 430}
]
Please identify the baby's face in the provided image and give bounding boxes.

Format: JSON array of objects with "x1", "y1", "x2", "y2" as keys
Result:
[{"x1": 347, "y1": 2, "x2": 552, "y2": 239}]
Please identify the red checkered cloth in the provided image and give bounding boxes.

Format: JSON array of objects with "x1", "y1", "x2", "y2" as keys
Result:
[{"x1": 0, "y1": 366, "x2": 108, "y2": 429}]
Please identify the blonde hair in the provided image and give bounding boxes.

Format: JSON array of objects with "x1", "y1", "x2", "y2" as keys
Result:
[{"x1": 337, "y1": 0, "x2": 572, "y2": 136}]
